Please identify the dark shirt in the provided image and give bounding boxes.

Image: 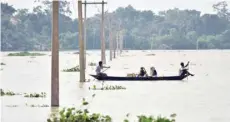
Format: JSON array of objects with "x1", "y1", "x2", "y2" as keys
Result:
[
  {"x1": 152, "y1": 70, "x2": 157, "y2": 76},
  {"x1": 140, "y1": 69, "x2": 146, "y2": 76}
]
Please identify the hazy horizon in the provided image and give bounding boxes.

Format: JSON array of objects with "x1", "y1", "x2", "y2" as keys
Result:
[{"x1": 4, "y1": 0, "x2": 230, "y2": 18}]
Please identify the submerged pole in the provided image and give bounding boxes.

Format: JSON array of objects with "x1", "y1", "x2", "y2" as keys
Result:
[
  {"x1": 109, "y1": 26, "x2": 113, "y2": 61},
  {"x1": 196, "y1": 40, "x2": 199, "y2": 50},
  {"x1": 113, "y1": 32, "x2": 116, "y2": 58},
  {"x1": 84, "y1": 0, "x2": 87, "y2": 69},
  {"x1": 101, "y1": 0, "x2": 106, "y2": 64},
  {"x1": 51, "y1": 0, "x2": 59, "y2": 107},
  {"x1": 116, "y1": 32, "x2": 119, "y2": 55},
  {"x1": 120, "y1": 31, "x2": 123, "y2": 54},
  {"x1": 78, "y1": 0, "x2": 85, "y2": 82}
]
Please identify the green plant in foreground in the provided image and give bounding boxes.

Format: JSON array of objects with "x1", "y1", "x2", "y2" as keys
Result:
[
  {"x1": 62, "y1": 66, "x2": 80, "y2": 72},
  {"x1": 47, "y1": 94, "x2": 176, "y2": 122},
  {"x1": 47, "y1": 94, "x2": 112, "y2": 122},
  {"x1": 7, "y1": 51, "x2": 46, "y2": 56}
]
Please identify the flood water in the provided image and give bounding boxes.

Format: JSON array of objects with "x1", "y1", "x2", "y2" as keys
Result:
[{"x1": 1, "y1": 50, "x2": 230, "y2": 122}]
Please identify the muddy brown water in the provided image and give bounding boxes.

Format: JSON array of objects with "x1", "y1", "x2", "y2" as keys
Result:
[{"x1": 1, "y1": 50, "x2": 230, "y2": 122}]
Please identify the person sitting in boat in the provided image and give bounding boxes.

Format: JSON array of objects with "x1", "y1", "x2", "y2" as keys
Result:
[
  {"x1": 138, "y1": 67, "x2": 147, "y2": 77},
  {"x1": 179, "y1": 62, "x2": 194, "y2": 76},
  {"x1": 150, "y1": 67, "x2": 157, "y2": 77},
  {"x1": 96, "y1": 61, "x2": 110, "y2": 77}
]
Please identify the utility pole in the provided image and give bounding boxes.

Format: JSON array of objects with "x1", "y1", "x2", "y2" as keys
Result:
[
  {"x1": 83, "y1": 0, "x2": 87, "y2": 69},
  {"x1": 151, "y1": 36, "x2": 153, "y2": 50},
  {"x1": 109, "y1": 17, "x2": 113, "y2": 61},
  {"x1": 82, "y1": 1, "x2": 107, "y2": 64},
  {"x1": 113, "y1": 32, "x2": 116, "y2": 58},
  {"x1": 120, "y1": 31, "x2": 123, "y2": 54},
  {"x1": 78, "y1": 0, "x2": 85, "y2": 82},
  {"x1": 117, "y1": 20, "x2": 121, "y2": 55},
  {"x1": 51, "y1": 0, "x2": 59, "y2": 107},
  {"x1": 101, "y1": 0, "x2": 106, "y2": 64},
  {"x1": 196, "y1": 40, "x2": 199, "y2": 50},
  {"x1": 124, "y1": 37, "x2": 126, "y2": 50},
  {"x1": 116, "y1": 31, "x2": 119, "y2": 55},
  {"x1": 118, "y1": 20, "x2": 122, "y2": 54},
  {"x1": 92, "y1": 29, "x2": 95, "y2": 49}
]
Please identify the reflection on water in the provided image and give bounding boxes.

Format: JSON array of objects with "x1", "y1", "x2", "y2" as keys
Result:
[{"x1": 1, "y1": 50, "x2": 230, "y2": 122}]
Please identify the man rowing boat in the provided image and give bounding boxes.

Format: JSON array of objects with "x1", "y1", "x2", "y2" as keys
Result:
[
  {"x1": 96, "y1": 61, "x2": 110, "y2": 77},
  {"x1": 179, "y1": 61, "x2": 194, "y2": 76}
]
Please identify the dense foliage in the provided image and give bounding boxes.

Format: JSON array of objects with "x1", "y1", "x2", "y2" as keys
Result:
[{"x1": 1, "y1": 1, "x2": 230, "y2": 51}]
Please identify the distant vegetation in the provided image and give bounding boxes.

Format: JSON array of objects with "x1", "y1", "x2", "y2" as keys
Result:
[
  {"x1": 7, "y1": 52, "x2": 46, "y2": 56},
  {"x1": 1, "y1": 1, "x2": 230, "y2": 50}
]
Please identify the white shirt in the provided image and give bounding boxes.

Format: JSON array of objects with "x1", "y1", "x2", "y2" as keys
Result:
[
  {"x1": 179, "y1": 67, "x2": 187, "y2": 75},
  {"x1": 96, "y1": 65, "x2": 102, "y2": 74},
  {"x1": 179, "y1": 68, "x2": 183, "y2": 75}
]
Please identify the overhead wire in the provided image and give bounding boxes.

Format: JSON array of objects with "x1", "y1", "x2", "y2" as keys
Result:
[{"x1": 94, "y1": 0, "x2": 102, "y2": 14}]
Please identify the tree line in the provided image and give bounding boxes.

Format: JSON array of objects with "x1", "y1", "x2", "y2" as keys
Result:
[{"x1": 1, "y1": 1, "x2": 230, "y2": 51}]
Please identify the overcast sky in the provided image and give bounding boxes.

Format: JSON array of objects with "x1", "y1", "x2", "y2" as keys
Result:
[{"x1": 4, "y1": 0, "x2": 230, "y2": 18}]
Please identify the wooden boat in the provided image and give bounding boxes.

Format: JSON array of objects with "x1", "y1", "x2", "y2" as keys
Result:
[{"x1": 90, "y1": 74, "x2": 189, "y2": 81}]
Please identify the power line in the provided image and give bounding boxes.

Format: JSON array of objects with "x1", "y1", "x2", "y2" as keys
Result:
[{"x1": 82, "y1": 0, "x2": 107, "y2": 64}]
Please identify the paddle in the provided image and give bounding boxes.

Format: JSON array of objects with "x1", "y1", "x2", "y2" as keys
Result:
[
  {"x1": 92, "y1": 66, "x2": 110, "y2": 81},
  {"x1": 102, "y1": 67, "x2": 110, "y2": 73},
  {"x1": 94, "y1": 66, "x2": 110, "y2": 88},
  {"x1": 186, "y1": 61, "x2": 195, "y2": 79},
  {"x1": 187, "y1": 61, "x2": 190, "y2": 80}
]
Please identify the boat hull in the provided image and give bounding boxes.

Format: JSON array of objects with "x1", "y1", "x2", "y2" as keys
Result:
[{"x1": 90, "y1": 74, "x2": 189, "y2": 81}]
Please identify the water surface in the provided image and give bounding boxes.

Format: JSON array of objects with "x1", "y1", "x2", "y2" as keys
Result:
[{"x1": 1, "y1": 50, "x2": 230, "y2": 122}]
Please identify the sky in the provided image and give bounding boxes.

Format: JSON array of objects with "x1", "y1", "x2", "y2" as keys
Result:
[{"x1": 3, "y1": 0, "x2": 230, "y2": 18}]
